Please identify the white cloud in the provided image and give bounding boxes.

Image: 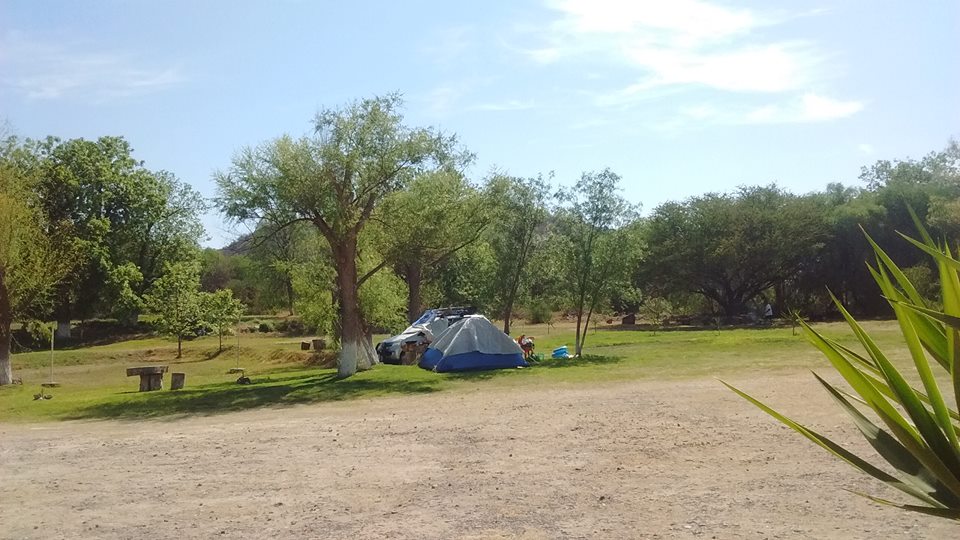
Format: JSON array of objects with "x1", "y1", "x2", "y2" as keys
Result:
[
  {"x1": 742, "y1": 94, "x2": 863, "y2": 124},
  {"x1": 620, "y1": 42, "x2": 818, "y2": 93},
  {"x1": 526, "y1": 47, "x2": 563, "y2": 64},
  {"x1": 528, "y1": 0, "x2": 835, "y2": 102},
  {"x1": 647, "y1": 93, "x2": 863, "y2": 133},
  {"x1": 0, "y1": 34, "x2": 183, "y2": 101},
  {"x1": 550, "y1": 0, "x2": 760, "y2": 41}
]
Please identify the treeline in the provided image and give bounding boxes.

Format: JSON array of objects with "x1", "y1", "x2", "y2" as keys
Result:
[
  {"x1": 0, "y1": 134, "x2": 239, "y2": 383},
  {"x1": 1, "y1": 93, "x2": 957, "y2": 382},
  {"x1": 209, "y1": 137, "x2": 960, "y2": 334}
]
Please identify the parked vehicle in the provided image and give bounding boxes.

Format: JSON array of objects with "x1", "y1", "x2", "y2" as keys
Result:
[{"x1": 376, "y1": 307, "x2": 476, "y2": 364}]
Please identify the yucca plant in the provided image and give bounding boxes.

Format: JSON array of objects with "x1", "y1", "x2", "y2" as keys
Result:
[{"x1": 724, "y1": 213, "x2": 960, "y2": 520}]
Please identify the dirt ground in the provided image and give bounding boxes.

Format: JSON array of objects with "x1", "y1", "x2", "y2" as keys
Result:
[{"x1": 1, "y1": 370, "x2": 955, "y2": 539}]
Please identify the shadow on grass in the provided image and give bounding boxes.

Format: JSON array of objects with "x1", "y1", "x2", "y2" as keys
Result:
[
  {"x1": 443, "y1": 354, "x2": 623, "y2": 381},
  {"x1": 535, "y1": 354, "x2": 623, "y2": 369},
  {"x1": 65, "y1": 371, "x2": 441, "y2": 421}
]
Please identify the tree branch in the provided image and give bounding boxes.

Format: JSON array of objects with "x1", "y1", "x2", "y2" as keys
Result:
[
  {"x1": 235, "y1": 217, "x2": 313, "y2": 253},
  {"x1": 357, "y1": 259, "x2": 390, "y2": 288}
]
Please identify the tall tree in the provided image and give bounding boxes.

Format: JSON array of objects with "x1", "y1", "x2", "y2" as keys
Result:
[
  {"x1": 13, "y1": 137, "x2": 203, "y2": 335},
  {"x1": 556, "y1": 169, "x2": 638, "y2": 356},
  {"x1": 640, "y1": 185, "x2": 828, "y2": 318},
  {"x1": 375, "y1": 170, "x2": 487, "y2": 322},
  {"x1": 486, "y1": 173, "x2": 550, "y2": 334},
  {"x1": 216, "y1": 94, "x2": 468, "y2": 377},
  {"x1": 0, "y1": 141, "x2": 76, "y2": 384}
]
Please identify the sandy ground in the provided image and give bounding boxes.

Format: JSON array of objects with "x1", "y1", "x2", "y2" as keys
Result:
[{"x1": 0, "y1": 370, "x2": 955, "y2": 539}]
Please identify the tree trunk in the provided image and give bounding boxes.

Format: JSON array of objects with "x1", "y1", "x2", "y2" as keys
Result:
[
  {"x1": 574, "y1": 306, "x2": 584, "y2": 357},
  {"x1": 219, "y1": 329, "x2": 223, "y2": 352},
  {"x1": 285, "y1": 276, "x2": 295, "y2": 316},
  {"x1": 177, "y1": 335, "x2": 183, "y2": 359},
  {"x1": 56, "y1": 320, "x2": 71, "y2": 340},
  {"x1": 501, "y1": 256, "x2": 527, "y2": 335},
  {"x1": 334, "y1": 238, "x2": 377, "y2": 378},
  {"x1": 502, "y1": 295, "x2": 515, "y2": 335},
  {"x1": 406, "y1": 263, "x2": 423, "y2": 323},
  {"x1": 0, "y1": 322, "x2": 12, "y2": 386},
  {"x1": 0, "y1": 274, "x2": 12, "y2": 385}
]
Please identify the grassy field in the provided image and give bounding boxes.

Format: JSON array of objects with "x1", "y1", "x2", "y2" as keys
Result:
[{"x1": 0, "y1": 319, "x2": 911, "y2": 423}]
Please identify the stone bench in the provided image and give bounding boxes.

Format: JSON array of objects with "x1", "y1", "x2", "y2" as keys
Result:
[{"x1": 126, "y1": 366, "x2": 169, "y2": 391}]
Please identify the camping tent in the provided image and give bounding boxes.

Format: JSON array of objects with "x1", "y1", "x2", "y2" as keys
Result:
[{"x1": 419, "y1": 315, "x2": 528, "y2": 373}]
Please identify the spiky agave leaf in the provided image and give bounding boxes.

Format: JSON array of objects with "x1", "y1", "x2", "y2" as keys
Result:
[{"x1": 726, "y1": 219, "x2": 960, "y2": 520}]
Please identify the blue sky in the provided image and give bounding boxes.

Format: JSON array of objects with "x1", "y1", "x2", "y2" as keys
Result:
[{"x1": 2, "y1": 0, "x2": 958, "y2": 246}]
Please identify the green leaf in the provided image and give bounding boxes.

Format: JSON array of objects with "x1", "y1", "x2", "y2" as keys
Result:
[
  {"x1": 853, "y1": 491, "x2": 960, "y2": 520},
  {"x1": 722, "y1": 380, "x2": 946, "y2": 506},
  {"x1": 814, "y1": 373, "x2": 960, "y2": 507},
  {"x1": 826, "y1": 296, "x2": 960, "y2": 497}
]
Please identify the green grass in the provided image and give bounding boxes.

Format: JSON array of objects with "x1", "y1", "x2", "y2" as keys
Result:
[{"x1": 0, "y1": 320, "x2": 912, "y2": 423}]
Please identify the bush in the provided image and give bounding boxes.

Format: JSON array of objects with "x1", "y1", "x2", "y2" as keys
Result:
[
  {"x1": 527, "y1": 300, "x2": 552, "y2": 324},
  {"x1": 274, "y1": 318, "x2": 307, "y2": 336},
  {"x1": 257, "y1": 321, "x2": 275, "y2": 333}
]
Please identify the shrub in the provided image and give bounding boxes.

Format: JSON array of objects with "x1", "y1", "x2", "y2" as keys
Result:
[
  {"x1": 257, "y1": 321, "x2": 275, "y2": 333},
  {"x1": 275, "y1": 318, "x2": 307, "y2": 336},
  {"x1": 527, "y1": 300, "x2": 552, "y2": 324}
]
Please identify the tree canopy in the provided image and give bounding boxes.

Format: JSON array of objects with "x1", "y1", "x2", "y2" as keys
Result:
[
  {"x1": 216, "y1": 93, "x2": 470, "y2": 377},
  {"x1": 641, "y1": 185, "x2": 828, "y2": 318},
  {"x1": 0, "y1": 139, "x2": 77, "y2": 384}
]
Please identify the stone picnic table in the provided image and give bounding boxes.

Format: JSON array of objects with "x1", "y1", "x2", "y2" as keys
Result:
[{"x1": 126, "y1": 365, "x2": 169, "y2": 392}]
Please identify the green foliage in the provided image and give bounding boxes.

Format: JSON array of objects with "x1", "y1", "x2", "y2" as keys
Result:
[
  {"x1": 555, "y1": 169, "x2": 640, "y2": 354},
  {"x1": 527, "y1": 300, "x2": 553, "y2": 324},
  {"x1": 640, "y1": 297, "x2": 674, "y2": 329},
  {"x1": 358, "y1": 259, "x2": 408, "y2": 334},
  {"x1": 293, "y1": 265, "x2": 337, "y2": 337},
  {"x1": 485, "y1": 173, "x2": 551, "y2": 331},
  {"x1": 0, "y1": 139, "x2": 79, "y2": 383},
  {"x1": 216, "y1": 94, "x2": 471, "y2": 377},
  {"x1": 144, "y1": 262, "x2": 205, "y2": 357},
  {"x1": 23, "y1": 320, "x2": 53, "y2": 344},
  {"x1": 274, "y1": 318, "x2": 307, "y2": 335},
  {"x1": 105, "y1": 262, "x2": 146, "y2": 325},
  {"x1": 7, "y1": 136, "x2": 204, "y2": 325},
  {"x1": 429, "y1": 240, "x2": 499, "y2": 312},
  {"x1": 901, "y1": 264, "x2": 940, "y2": 307},
  {"x1": 201, "y1": 288, "x2": 244, "y2": 349},
  {"x1": 258, "y1": 321, "x2": 275, "y2": 333},
  {"x1": 726, "y1": 217, "x2": 960, "y2": 520},
  {"x1": 642, "y1": 185, "x2": 828, "y2": 318},
  {"x1": 374, "y1": 168, "x2": 487, "y2": 320}
]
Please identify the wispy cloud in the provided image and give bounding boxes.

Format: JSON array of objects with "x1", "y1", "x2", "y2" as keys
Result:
[
  {"x1": 0, "y1": 33, "x2": 184, "y2": 101},
  {"x1": 652, "y1": 93, "x2": 863, "y2": 134},
  {"x1": 529, "y1": 1, "x2": 820, "y2": 93},
  {"x1": 521, "y1": 0, "x2": 861, "y2": 127},
  {"x1": 742, "y1": 94, "x2": 863, "y2": 124}
]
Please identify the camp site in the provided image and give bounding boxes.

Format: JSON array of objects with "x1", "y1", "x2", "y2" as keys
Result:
[{"x1": 2, "y1": 2, "x2": 958, "y2": 538}]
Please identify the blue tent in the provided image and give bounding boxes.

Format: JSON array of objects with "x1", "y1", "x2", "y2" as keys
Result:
[{"x1": 419, "y1": 316, "x2": 528, "y2": 373}]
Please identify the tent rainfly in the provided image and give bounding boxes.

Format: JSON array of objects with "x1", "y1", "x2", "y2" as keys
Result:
[{"x1": 419, "y1": 315, "x2": 528, "y2": 372}]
